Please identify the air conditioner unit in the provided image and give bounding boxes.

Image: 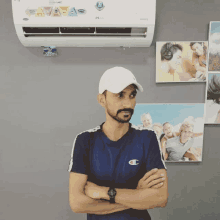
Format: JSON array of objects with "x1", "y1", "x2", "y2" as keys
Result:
[{"x1": 12, "y1": 0, "x2": 156, "y2": 47}]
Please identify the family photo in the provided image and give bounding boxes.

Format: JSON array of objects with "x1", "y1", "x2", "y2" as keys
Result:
[{"x1": 130, "y1": 104, "x2": 205, "y2": 162}]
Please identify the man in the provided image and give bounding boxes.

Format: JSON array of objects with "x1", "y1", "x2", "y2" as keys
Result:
[
  {"x1": 161, "y1": 122, "x2": 202, "y2": 160},
  {"x1": 158, "y1": 42, "x2": 183, "y2": 82},
  {"x1": 160, "y1": 122, "x2": 177, "y2": 160},
  {"x1": 139, "y1": 112, "x2": 153, "y2": 129},
  {"x1": 68, "y1": 67, "x2": 168, "y2": 220},
  {"x1": 166, "y1": 122, "x2": 200, "y2": 161},
  {"x1": 190, "y1": 42, "x2": 207, "y2": 81}
]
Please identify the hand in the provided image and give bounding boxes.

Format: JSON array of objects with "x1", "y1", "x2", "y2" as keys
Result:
[
  {"x1": 136, "y1": 168, "x2": 165, "y2": 190},
  {"x1": 85, "y1": 181, "x2": 106, "y2": 200},
  {"x1": 187, "y1": 147, "x2": 201, "y2": 159},
  {"x1": 189, "y1": 153, "x2": 199, "y2": 161},
  {"x1": 185, "y1": 152, "x2": 198, "y2": 161}
]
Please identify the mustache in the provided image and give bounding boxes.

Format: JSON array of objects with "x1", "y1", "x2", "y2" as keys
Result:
[{"x1": 117, "y1": 108, "x2": 134, "y2": 115}]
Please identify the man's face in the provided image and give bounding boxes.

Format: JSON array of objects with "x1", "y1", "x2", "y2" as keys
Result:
[
  {"x1": 191, "y1": 43, "x2": 203, "y2": 56},
  {"x1": 163, "y1": 123, "x2": 173, "y2": 138},
  {"x1": 142, "y1": 117, "x2": 152, "y2": 128},
  {"x1": 169, "y1": 50, "x2": 182, "y2": 70},
  {"x1": 104, "y1": 85, "x2": 137, "y2": 123},
  {"x1": 180, "y1": 126, "x2": 193, "y2": 144}
]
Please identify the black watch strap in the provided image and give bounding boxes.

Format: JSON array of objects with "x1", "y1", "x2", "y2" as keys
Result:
[
  {"x1": 109, "y1": 197, "x2": 115, "y2": 204},
  {"x1": 108, "y1": 187, "x2": 117, "y2": 204}
]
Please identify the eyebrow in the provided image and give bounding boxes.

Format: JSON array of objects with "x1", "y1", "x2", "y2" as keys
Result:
[{"x1": 117, "y1": 91, "x2": 125, "y2": 95}]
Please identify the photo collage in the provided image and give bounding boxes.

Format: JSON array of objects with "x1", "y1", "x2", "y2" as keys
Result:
[{"x1": 137, "y1": 21, "x2": 220, "y2": 163}]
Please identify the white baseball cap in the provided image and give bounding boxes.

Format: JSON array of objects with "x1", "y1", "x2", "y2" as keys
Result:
[{"x1": 99, "y1": 67, "x2": 143, "y2": 94}]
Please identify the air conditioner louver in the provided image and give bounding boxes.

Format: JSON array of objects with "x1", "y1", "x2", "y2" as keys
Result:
[{"x1": 23, "y1": 27, "x2": 147, "y2": 38}]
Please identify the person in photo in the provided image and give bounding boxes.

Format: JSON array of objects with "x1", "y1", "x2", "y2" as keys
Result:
[
  {"x1": 158, "y1": 43, "x2": 183, "y2": 82},
  {"x1": 152, "y1": 123, "x2": 163, "y2": 139},
  {"x1": 189, "y1": 42, "x2": 207, "y2": 81},
  {"x1": 165, "y1": 122, "x2": 201, "y2": 161},
  {"x1": 206, "y1": 74, "x2": 220, "y2": 123},
  {"x1": 139, "y1": 112, "x2": 153, "y2": 129},
  {"x1": 160, "y1": 122, "x2": 203, "y2": 160},
  {"x1": 160, "y1": 122, "x2": 177, "y2": 159}
]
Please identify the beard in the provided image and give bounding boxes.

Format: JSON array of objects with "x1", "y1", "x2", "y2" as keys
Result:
[{"x1": 107, "y1": 108, "x2": 134, "y2": 123}]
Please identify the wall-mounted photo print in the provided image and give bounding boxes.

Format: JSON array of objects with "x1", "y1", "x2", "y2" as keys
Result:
[
  {"x1": 156, "y1": 41, "x2": 208, "y2": 83},
  {"x1": 205, "y1": 73, "x2": 220, "y2": 124},
  {"x1": 130, "y1": 104, "x2": 205, "y2": 162},
  {"x1": 208, "y1": 22, "x2": 220, "y2": 71}
]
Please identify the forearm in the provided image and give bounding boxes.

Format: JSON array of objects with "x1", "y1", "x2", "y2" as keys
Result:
[
  {"x1": 95, "y1": 202, "x2": 130, "y2": 215},
  {"x1": 165, "y1": 152, "x2": 168, "y2": 160},
  {"x1": 102, "y1": 187, "x2": 167, "y2": 210},
  {"x1": 183, "y1": 152, "x2": 197, "y2": 161},
  {"x1": 70, "y1": 194, "x2": 130, "y2": 214}
]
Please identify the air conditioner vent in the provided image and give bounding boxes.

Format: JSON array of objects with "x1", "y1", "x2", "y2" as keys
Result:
[
  {"x1": 22, "y1": 27, "x2": 147, "y2": 38},
  {"x1": 96, "y1": 28, "x2": 132, "y2": 34},
  {"x1": 23, "y1": 27, "x2": 59, "y2": 33},
  {"x1": 60, "y1": 27, "x2": 95, "y2": 33}
]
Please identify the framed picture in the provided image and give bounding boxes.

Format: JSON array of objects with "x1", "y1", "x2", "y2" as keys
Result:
[
  {"x1": 205, "y1": 73, "x2": 220, "y2": 124},
  {"x1": 131, "y1": 104, "x2": 205, "y2": 162},
  {"x1": 208, "y1": 21, "x2": 220, "y2": 71},
  {"x1": 156, "y1": 41, "x2": 208, "y2": 83}
]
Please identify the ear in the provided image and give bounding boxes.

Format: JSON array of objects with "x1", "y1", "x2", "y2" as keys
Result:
[{"x1": 97, "y1": 93, "x2": 106, "y2": 108}]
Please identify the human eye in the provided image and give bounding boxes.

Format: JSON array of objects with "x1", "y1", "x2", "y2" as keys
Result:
[
  {"x1": 130, "y1": 91, "x2": 137, "y2": 98},
  {"x1": 117, "y1": 92, "x2": 124, "y2": 98}
]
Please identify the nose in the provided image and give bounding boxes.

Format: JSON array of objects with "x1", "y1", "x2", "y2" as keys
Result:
[
  {"x1": 185, "y1": 132, "x2": 191, "y2": 137},
  {"x1": 122, "y1": 97, "x2": 134, "y2": 108}
]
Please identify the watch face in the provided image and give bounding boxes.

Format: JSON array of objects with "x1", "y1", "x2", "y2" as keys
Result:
[
  {"x1": 108, "y1": 188, "x2": 116, "y2": 197},
  {"x1": 109, "y1": 191, "x2": 114, "y2": 196}
]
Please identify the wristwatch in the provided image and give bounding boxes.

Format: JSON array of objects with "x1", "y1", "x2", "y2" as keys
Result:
[{"x1": 107, "y1": 187, "x2": 117, "y2": 203}]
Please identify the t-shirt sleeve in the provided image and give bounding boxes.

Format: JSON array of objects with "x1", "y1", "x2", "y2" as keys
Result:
[
  {"x1": 68, "y1": 133, "x2": 90, "y2": 175},
  {"x1": 146, "y1": 131, "x2": 167, "y2": 171}
]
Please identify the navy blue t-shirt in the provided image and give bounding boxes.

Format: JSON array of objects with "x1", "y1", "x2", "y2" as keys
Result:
[{"x1": 68, "y1": 123, "x2": 167, "y2": 220}]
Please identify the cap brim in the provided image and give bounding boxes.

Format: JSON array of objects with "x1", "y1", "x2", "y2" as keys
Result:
[
  {"x1": 108, "y1": 81, "x2": 144, "y2": 93},
  {"x1": 134, "y1": 82, "x2": 144, "y2": 92}
]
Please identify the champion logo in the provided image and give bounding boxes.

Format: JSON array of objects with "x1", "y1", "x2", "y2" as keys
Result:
[{"x1": 128, "y1": 159, "x2": 139, "y2": 165}]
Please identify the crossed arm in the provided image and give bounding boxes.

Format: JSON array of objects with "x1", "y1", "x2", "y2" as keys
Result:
[{"x1": 69, "y1": 169, "x2": 168, "y2": 215}]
